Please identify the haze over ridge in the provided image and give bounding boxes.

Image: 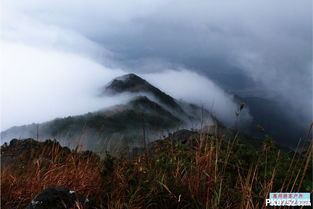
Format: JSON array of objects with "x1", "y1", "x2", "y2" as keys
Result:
[{"x1": 0, "y1": 0, "x2": 311, "y2": 147}]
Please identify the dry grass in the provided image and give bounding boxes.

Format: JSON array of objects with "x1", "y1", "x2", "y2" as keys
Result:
[
  {"x1": 1, "y1": 132, "x2": 312, "y2": 209},
  {"x1": 1, "y1": 146, "x2": 103, "y2": 208}
]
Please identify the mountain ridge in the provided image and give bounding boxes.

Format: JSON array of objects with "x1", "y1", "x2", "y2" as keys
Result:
[{"x1": 1, "y1": 74, "x2": 215, "y2": 152}]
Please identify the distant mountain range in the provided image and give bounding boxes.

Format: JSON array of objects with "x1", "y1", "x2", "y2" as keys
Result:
[{"x1": 1, "y1": 74, "x2": 216, "y2": 152}]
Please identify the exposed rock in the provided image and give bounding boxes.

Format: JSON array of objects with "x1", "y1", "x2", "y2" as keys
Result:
[{"x1": 25, "y1": 186, "x2": 96, "y2": 209}]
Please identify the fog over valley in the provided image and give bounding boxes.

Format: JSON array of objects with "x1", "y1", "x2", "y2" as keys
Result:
[{"x1": 0, "y1": 0, "x2": 312, "y2": 148}]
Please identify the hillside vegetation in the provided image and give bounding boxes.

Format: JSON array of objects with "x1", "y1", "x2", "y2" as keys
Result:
[{"x1": 1, "y1": 128, "x2": 312, "y2": 209}]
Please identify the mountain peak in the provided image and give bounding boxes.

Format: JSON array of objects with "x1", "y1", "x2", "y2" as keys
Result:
[
  {"x1": 104, "y1": 73, "x2": 184, "y2": 113},
  {"x1": 105, "y1": 73, "x2": 148, "y2": 93},
  {"x1": 119, "y1": 73, "x2": 142, "y2": 80}
]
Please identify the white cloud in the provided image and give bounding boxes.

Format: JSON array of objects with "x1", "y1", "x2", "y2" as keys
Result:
[
  {"x1": 0, "y1": 41, "x2": 126, "y2": 130},
  {"x1": 0, "y1": 0, "x2": 310, "y2": 133},
  {"x1": 143, "y1": 70, "x2": 251, "y2": 127}
]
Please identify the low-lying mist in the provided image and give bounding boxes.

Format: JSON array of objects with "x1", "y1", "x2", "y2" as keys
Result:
[
  {"x1": 1, "y1": 41, "x2": 244, "y2": 133},
  {"x1": 0, "y1": 41, "x2": 128, "y2": 130},
  {"x1": 143, "y1": 70, "x2": 252, "y2": 127}
]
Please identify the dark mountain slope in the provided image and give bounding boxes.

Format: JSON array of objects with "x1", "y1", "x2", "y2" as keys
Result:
[
  {"x1": 1, "y1": 96, "x2": 183, "y2": 151},
  {"x1": 1, "y1": 73, "x2": 217, "y2": 152}
]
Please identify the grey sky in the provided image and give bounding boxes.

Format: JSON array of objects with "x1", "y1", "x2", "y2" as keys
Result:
[{"x1": 0, "y1": 0, "x2": 312, "y2": 133}]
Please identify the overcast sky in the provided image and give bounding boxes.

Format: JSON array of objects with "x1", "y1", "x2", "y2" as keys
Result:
[{"x1": 0, "y1": 0, "x2": 312, "y2": 132}]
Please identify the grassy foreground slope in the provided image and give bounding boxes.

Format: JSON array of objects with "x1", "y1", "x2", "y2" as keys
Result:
[{"x1": 1, "y1": 130, "x2": 312, "y2": 209}]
